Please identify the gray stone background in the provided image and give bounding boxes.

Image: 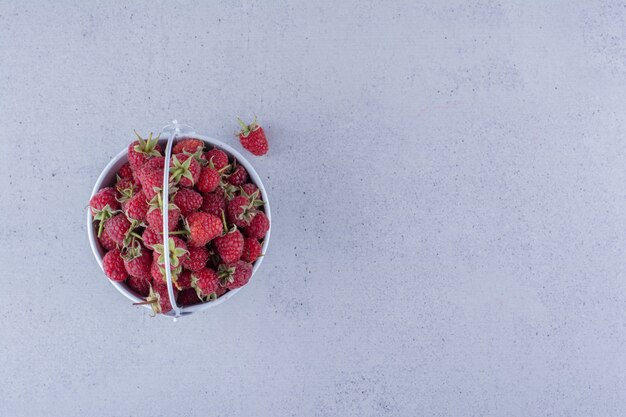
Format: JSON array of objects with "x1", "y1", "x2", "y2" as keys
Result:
[{"x1": 0, "y1": 1, "x2": 624, "y2": 416}]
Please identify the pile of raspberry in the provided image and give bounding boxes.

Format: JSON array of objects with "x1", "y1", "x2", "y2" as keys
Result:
[{"x1": 89, "y1": 134, "x2": 269, "y2": 315}]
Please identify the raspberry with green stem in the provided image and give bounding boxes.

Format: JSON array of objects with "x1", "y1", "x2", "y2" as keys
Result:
[
  {"x1": 146, "y1": 190, "x2": 181, "y2": 232},
  {"x1": 170, "y1": 154, "x2": 200, "y2": 187},
  {"x1": 153, "y1": 237, "x2": 188, "y2": 269},
  {"x1": 129, "y1": 131, "x2": 162, "y2": 169},
  {"x1": 92, "y1": 204, "x2": 119, "y2": 237},
  {"x1": 133, "y1": 284, "x2": 176, "y2": 315}
]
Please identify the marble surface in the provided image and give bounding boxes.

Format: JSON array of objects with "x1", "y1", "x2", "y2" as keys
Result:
[{"x1": 0, "y1": 1, "x2": 625, "y2": 416}]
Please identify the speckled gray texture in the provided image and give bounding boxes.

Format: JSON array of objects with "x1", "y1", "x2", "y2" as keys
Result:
[{"x1": 0, "y1": 1, "x2": 625, "y2": 416}]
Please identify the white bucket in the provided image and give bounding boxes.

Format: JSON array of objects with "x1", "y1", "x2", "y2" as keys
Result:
[{"x1": 87, "y1": 121, "x2": 271, "y2": 318}]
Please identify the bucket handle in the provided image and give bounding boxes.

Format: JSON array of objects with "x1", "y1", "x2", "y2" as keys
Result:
[{"x1": 160, "y1": 120, "x2": 195, "y2": 320}]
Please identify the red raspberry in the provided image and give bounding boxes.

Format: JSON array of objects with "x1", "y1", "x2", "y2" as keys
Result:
[
  {"x1": 115, "y1": 176, "x2": 136, "y2": 194},
  {"x1": 172, "y1": 188, "x2": 202, "y2": 217},
  {"x1": 177, "y1": 288, "x2": 201, "y2": 306},
  {"x1": 196, "y1": 166, "x2": 220, "y2": 193},
  {"x1": 191, "y1": 268, "x2": 220, "y2": 300},
  {"x1": 214, "y1": 228, "x2": 244, "y2": 264},
  {"x1": 152, "y1": 237, "x2": 188, "y2": 274},
  {"x1": 98, "y1": 230, "x2": 117, "y2": 250},
  {"x1": 175, "y1": 269, "x2": 193, "y2": 290},
  {"x1": 123, "y1": 190, "x2": 149, "y2": 221},
  {"x1": 241, "y1": 238, "x2": 262, "y2": 263},
  {"x1": 170, "y1": 154, "x2": 200, "y2": 187},
  {"x1": 237, "y1": 117, "x2": 269, "y2": 156},
  {"x1": 173, "y1": 138, "x2": 204, "y2": 154},
  {"x1": 151, "y1": 258, "x2": 164, "y2": 282},
  {"x1": 215, "y1": 286, "x2": 228, "y2": 298},
  {"x1": 122, "y1": 244, "x2": 152, "y2": 279},
  {"x1": 102, "y1": 249, "x2": 127, "y2": 282},
  {"x1": 104, "y1": 213, "x2": 132, "y2": 246},
  {"x1": 219, "y1": 181, "x2": 239, "y2": 200},
  {"x1": 140, "y1": 156, "x2": 166, "y2": 173},
  {"x1": 218, "y1": 260, "x2": 252, "y2": 290},
  {"x1": 126, "y1": 274, "x2": 151, "y2": 297},
  {"x1": 201, "y1": 192, "x2": 226, "y2": 217},
  {"x1": 227, "y1": 195, "x2": 256, "y2": 228},
  {"x1": 204, "y1": 148, "x2": 229, "y2": 170},
  {"x1": 132, "y1": 169, "x2": 142, "y2": 186},
  {"x1": 146, "y1": 206, "x2": 180, "y2": 233},
  {"x1": 89, "y1": 187, "x2": 120, "y2": 215},
  {"x1": 182, "y1": 245, "x2": 209, "y2": 272},
  {"x1": 141, "y1": 283, "x2": 177, "y2": 315},
  {"x1": 118, "y1": 163, "x2": 133, "y2": 179},
  {"x1": 138, "y1": 167, "x2": 164, "y2": 201},
  {"x1": 142, "y1": 227, "x2": 160, "y2": 250},
  {"x1": 240, "y1": 183, "x2": 259, "y2": 198},
  {"x1": 128, "y1": 132, "x2": 162, "y2": 169},
  {"x1": 213, "y1": 186, "x2": 226, "y2": 198},
  {"x1": 186, "y1": 212, "x2": 222, "y2": 247},
  {"x1": 244, "y1": 211, "x2": 270, "y2": 239},
  {"x1": 227, "y1": 165, "x2": 248, "y2": 186}
]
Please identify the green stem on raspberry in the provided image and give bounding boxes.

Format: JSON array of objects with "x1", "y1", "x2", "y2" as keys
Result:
[
  {"x1": 220, "y1": 210, "x2": 229, "y2": 234},
  {"x1": 167, "y1": 230, "x2": 188, "y2": 236},
  {"x1": 97, "y1": 219, "x2": 105, "y2": 238},
  {"x1": 236, "y1": 117, "x2": 248, "y2": 135}
]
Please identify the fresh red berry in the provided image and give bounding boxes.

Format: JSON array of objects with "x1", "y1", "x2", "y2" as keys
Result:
[
  {"x1": 156, "y1": 236, "x2": 188, "y2": 266},
  {"x1": 89, "y1": 187, "x2": 120, "y2": 215},
  {"x1": 142, "y1": 227, "x2": 160, "y2": 250},
  {"x1": 201, "y1": 192, "x2": 226, "y2": 217},
  {"x1": 196, "y1": 166, "x2": 220, "y2": 193},
  {"x1": 218, "y1": 260, "x2": 253, "y2": 289},
  {"x1": 126, "y1": 274, "x2": 151, "y2": 297},
  {"x1": 118, "y1": 163, "x2": 133, "y2": 179},
  {"x1": 177, "y1": 288, "x2": 201, "y2": 306},
  {"x1": 128, "y1": 132, "x2": 162, "y2": 169},
  {"x1": 214, "y1": 228, "x2": 244, "y2": 264},
  {"x1": 138, "y1": 167, "x2": 164, "y2": 201},
  {"x1": 140, "y1": 156, "x2": 166, "y2": 173},
  {"x1": 191, "y1": 268, "x2": 220, "y2": 300},
  {"x1": 143, "y1": 283, "x2": 177, "y2": 315},
  {"x1": 172, "y1": 188, "x2": 202, "y2": 217},
  {"x1": 104, "y1": 213, "x2": 132, "y2": 246},
  {"x1": 240, "y1": 183, "x2": 259, "y2": 198},
  {"x1": 170, "y1": 154, "x2": 200, "y2": 188},
  {"x1": 227, "y1": 164, "x2": 248, "y2": 186},
  {"x1": 244, "y1": 211, "x2": 270, "y2": 239},
  {"x1": 175, "y1": 269, "x2": 193, "y2": 290},
  {"x1": 151, "y1": 237, "x2": 189, "y2": 283},
  {"x1": 186, "y1": 211, "x2": 222, "y2": 247},
  {"x1": 173, "y1": 138, "x2": 204, "y2": 154},
  {"x1": 215, "y1": 286, "x2": 228, "y2": 298},
  {"x1": 115, "y1": 176, "x2": 136, "y2": 194},
  {"x1": 98, "y1": 230, "x2": 118, "y2": 250},
  {"x1": 227, "y1": 195, "x2": 257, "y2": 228},
  {"x1": 151, "y1": 258, "x2": 164, "y2": 282},
  {"x1": 241, "y1": 238, "x2": 262, "y2": 263},
  {"x1": 122, "y1": 244, "x2": 152, "y2": 279},
  {"x1": 123, "y1": 190, "x2": 149, "y2": 221},
  {"x1": 204, "y1": 148, "x2": 229, "y2": 170},
  {"x1": 146, "y1": 206, "x2": 180, "y2": 233},
  {"x1": 102, "y1": 249, "x2": 127, "y2": 282},
  {"x1": 217, "y1": 181, "x2": 239, "y2": 201},
  {"x1": 132, "y1": 169, "x2": 142, "y2": 186},
  {"x1": 182, "y1": 245, "x2": 209, "y2": 272},
  {"x1": 237, "y1": 117, "x2": 269, "y2": 156}
]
